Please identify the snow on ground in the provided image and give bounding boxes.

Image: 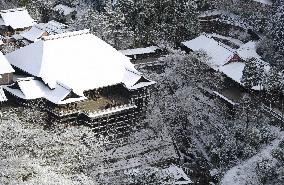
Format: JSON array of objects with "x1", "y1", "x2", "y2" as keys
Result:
[{"x1": 221, "y1": 131, "x2": 284, "y2": 185}]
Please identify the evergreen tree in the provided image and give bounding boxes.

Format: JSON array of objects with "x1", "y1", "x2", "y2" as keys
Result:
[
  {"x1": 268, "y1": 0, "x2": 284, "y2": 68},
  {"x1": 241, "y1": 58, "x2": 265, "y2": 89},
  {"x1": 118, "y1": 0, "x2": 199, "y2": 46},
  {"x1": 95, "y1": 1, "x2": 134, "y2": 49},
  {"x1": 264, "y1": 67, "x2": 283, "y2": 103}
]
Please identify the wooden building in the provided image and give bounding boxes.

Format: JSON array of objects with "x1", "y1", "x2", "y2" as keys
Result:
[
  {"x1": 4, "y1": 30, "x2": 155, "y2": 128},
  {"x1": 0, "y1": 51, "x2": 14, "y2": 85},
  {"x1": 181, "y1": 34, "x2": 269, "y2": 91}
]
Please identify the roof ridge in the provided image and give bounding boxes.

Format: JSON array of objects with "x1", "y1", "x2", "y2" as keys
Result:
[
  {"x1": 0, "y1": 7, "x2": 26, "y2": 13},
  {"x1": 42, "y1": 29, "x2": 89, "y2": 41}
]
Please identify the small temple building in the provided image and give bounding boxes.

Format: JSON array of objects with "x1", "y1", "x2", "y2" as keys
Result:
[
  {"x1": 20, "y1": 20, "x2": 69, "y2": 43},
  {"x1": 0, "y1": 8, "x2": 35, "y2": 35}
]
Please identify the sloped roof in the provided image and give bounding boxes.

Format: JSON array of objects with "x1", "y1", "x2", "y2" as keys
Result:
[
  {"x1": 6, "y1": 30, "x2": 152, "y2": 93},
  {"x1": 237, "y1": 41, "x2": 262, "y2": 61},
  {"x1": 219, "y1": 62, "x2": 245, "y2": 84},
  {"x1": 36, "y1": 20, "x2": 68, "y2": 34},
  {"x1": 0, "y1": 8, "x2": 35, "y2": 29},
  {"x1": 21, "y1": 21, "x2": 68, "y2": 42},
  {"x1": 20, "y1": 26, "x2": 45, "y2": 42},
  {"x1": 182, "y1": 35, "x2": 235, "y2": 69},
  {"x1": 120, "y1": 46, "x2": 159, "y2": 56},
  {"x1": 0, "y1": 51, "x2": 14, "y2": 74},
  {"x1": 122, "y1": 69, "x2": 155, "y2": 90},
  {"x1": 4, "y1": 78, "x2": 86, "y2": 104}
]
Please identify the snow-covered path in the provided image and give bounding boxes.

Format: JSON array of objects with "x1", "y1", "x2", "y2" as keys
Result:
[{"x1": 221, "y1": 132, "x2": 284, "y2": 185}]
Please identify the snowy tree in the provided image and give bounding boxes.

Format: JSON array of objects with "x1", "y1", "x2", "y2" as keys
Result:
[
  {"x1": 118, "y1": 0, "x2": 199, "y2": 46},
  {"x1": 94, "y1": 1, "x2": 134, "y2": 49},
  {"x1": 241, "y1": 58, "x2": 265, "y2": 89},
  {"x1": 70, "y1": 1, "x2": 133, "y2": 49},
  {"x1": 121, "y1": 167, "x2": 175, "y2": 185},
  {"x1": 264, "y1": 67, "x2": 283, "y2": 102},
  {"x1": 267, "y1": 0, "x2": 284, "y2": 68}
]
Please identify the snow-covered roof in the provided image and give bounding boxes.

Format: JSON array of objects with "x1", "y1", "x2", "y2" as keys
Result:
[
  {"x1": 6, "y1": 30, "x2": 154, "y2": 95},
  {"x1": 20, "y1": 26, "x2": 45, "y2": 42},
  {"x1": 219, "y1": 62, "x2": 245, "y2": 84},
  {"x1": 4, "y1": 78, "x2": 87, "y2": 104},
  {"x1": 237, "y1": 41, "x2": 262, "y2": 61},
  {"x1": 253, "y1": 0, "x2": 272, "y2": 5},
  {"x1": 53, "y1": 4, "x2": 75, "y2": 16},
  {"x1": 182, "y1": 35, "x2": 235, "y2": 69},
  {"x1": 123, "y1": 69, "x2": 156, "y2": 90},
  {"x1": 0, "y1": 8, "x2": 35, "y2": 29},
  {"x1": 21, "y1": 21, "x2": 68, "y2": 42},
  {"x1": 237, "y1": 41, "x2": 270, "y2": 68},
  {"x1": 0, "y1": 51, "x2": 14, "y2": 74},
  {"x1": 36, "y1": 20, "x2": 68, "y2": 34},
  {"x1": 120, "y1": 46, "x2": 159, "y2": 56},
  {"x1": 205, "y1": 33, "x2": 244, "y2": 47},
  {"x1": 163, "y1": 165, "x2": 192, "y2": 184},
  {"x1": 0, "y1": 87, "x2": 7, "y2": 102}
]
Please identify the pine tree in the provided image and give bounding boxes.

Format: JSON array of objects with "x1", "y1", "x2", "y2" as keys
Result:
[
  {"x1": 118, "y1": 0, "x2": 199, "y2": 46},
  {"x1": 264, "y1": 67, "x2": 283, "y2": 103},
  {"x1": 241, "y1": 58, "x2": 265, "y2": 89},
  {"x1": 268, "y1": 0, "x2": 284, "y2": 68},
  {"x1": 93, "y1": 1, "x2": 134, "y2": 49}
]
